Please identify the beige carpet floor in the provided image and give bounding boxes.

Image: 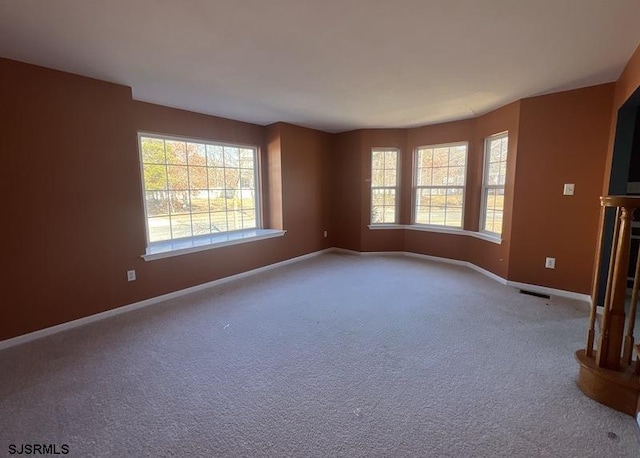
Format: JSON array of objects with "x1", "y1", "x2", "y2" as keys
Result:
[{"x1": 1, "y1": 252, "x2": 639, "y2": 457}]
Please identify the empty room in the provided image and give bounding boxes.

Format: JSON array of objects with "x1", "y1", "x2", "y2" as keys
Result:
[{"x1": 3, "y1": 1, "x2": 640, "y2": 456}]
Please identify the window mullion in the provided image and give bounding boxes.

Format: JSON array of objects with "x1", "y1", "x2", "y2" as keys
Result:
[{"x1": 139, "y1": 134, "x2": 260, "y2": 244}]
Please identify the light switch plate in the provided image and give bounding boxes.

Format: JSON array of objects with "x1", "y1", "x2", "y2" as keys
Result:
[
  {"x1": 545, "y1": 257, "x2": 556, "y2": 269},
  {"x1": 563, "y1": 183, "x2": 575, "y2": 195}
]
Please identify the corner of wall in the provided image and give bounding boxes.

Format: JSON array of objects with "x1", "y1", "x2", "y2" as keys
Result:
[{"x1": 265, "y1": 124, "x2": 284, "y2": 230}]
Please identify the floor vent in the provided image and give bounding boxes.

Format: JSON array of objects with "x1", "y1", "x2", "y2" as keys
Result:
[{"x1": 520, "y1": 289, "x2": 551, "y2": 299}]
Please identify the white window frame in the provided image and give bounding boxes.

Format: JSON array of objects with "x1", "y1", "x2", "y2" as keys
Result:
[
  {"x1": 370, "y1": 147, "x2": 400, "y2": 225},
  {"x1": 138, "y1": 132, "x2": 283, "y2": 261},
  {"x1": 412, "y1": 141, "x2": 468, "y2": 229},
  {"x1": 480, "y1": 132, "x2": 509, "y2": 237}
]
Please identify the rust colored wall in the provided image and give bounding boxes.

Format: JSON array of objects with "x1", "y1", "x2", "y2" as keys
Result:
[
  {"x1": 330, "y1": 131, "x2": 363, "y2": 251},
  {"x1": 1, "y1": 58, "x2": 139, "y2": 341},
  {"x1": 331, "y1": 87, "x2": 612, "y2": 291},
  {"x1": 404, "y1": 231, "x2": 469, "y2": 261},
  {"x1": 406, "y1": 119, "x2": 475, "y2": 227},
  {"x1": 402, "y1": 119, "x2": 475, "y2": 263},
  {"x1": 468, "y1": 102, "x2": 520, "y2": 278},
  {"x1": 277, "y1": 123, "x2": 333, "y2": 255},
  {"x1": 265, "y1": 124, "x2": 283, "y2": 230},
  {"x1": 0, "y1": 58, "x2": 331, "y2": 341},
  {"x1": 0, "y1": 53, "x2": 624, "y2": 341},
  {"x1": 509, "y1": 85, "x2": 614, "y2": 293}
]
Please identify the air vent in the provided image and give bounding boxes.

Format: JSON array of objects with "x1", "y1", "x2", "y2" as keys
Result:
[{"x1": 519, "y1": 289, "x2": 550, "y2": 299}]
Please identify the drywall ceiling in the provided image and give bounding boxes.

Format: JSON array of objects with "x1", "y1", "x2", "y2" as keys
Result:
[{"x1": 1, "y1": 0, "x2": 639, "y2": 133}]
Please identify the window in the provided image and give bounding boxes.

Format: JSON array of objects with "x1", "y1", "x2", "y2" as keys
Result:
[
  {"x1": 139, "y1": 134, "x2": 259, "y2": 244},
  {"x1": 414, "y1": 142, "x2": 467, "y2": 228},
  {"x1": 371, "y1": 148, "x2": 399, "y2": 224},
  {"x1": 481, "y1": 132, "x2": 508, "y2": 236}
]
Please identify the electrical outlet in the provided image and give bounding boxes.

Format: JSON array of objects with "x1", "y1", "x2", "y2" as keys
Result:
[
  {"x1": 323, "y1": 230, "x2": 328, "y2": 238},
  {"x1": 127, "y1": 270, "x2": 136, "y2": 282},
  {"x1": 545, "y1": 257, "x2": 556, "y2": 269}
]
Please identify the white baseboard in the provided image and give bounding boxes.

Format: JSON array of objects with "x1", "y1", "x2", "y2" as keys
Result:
[
  {"x1": 466, "y1": 262, "x2": 510, "y2": 286},
  {"x1": 402, "y1": 252, "x2": 510, "y2": 287},
  {"x1": 0, "y1": 248, "x2": 333, "y2": 351},
  {"x1": 337, "y1": 249, "x2": 590, "y2": 304},
  {"x1": 361, "y1": 251, "x2": 406, "y2": 257},
  {"x1": 506, "y1": 280, "x2": 591, "y2": 303},
  {"x1": 1, "y1": 245, "x2": 591, "y2": 351},
  {"x1": 402, "y1": 251, "x2": 467, "y2": 267},
  {"x1": 331, "y1": 247, "x2": 362, "y2": 256}
]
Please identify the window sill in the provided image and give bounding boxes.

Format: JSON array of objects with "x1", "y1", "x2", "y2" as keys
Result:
[
  {"x1": 404, "y1": 224, "x2": 465, "y2": 235},
  {"x1": 142, "y1": 229, "x2": 286, "y2": 261},
  {"x1": 470, "y1": 231, "x2": 502, "y2": 244},
  {"x1": 367, "y1": 224, "x2": 502, "y2": 245},
  {"x1": 368, "y1": 224, "x2": 405, "y2": 230}
]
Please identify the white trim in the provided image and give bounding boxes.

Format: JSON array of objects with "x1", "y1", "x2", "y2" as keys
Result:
[
  {"x1": 467, "y1": 262, "x2": 509, "y2": 285},
  {"x1": 466, "y1": 231, "x2": 502, "y2": 244},
  {"x1": 368, "y1": 224, "x2": 405, "y2": 230},
  {"x1": 403, "y1": 251, "x2": 468, "y2": 267},
  {"x1": 138, "y1": 132, "x2": 263, "y2": 253},
  {"x1": 506, "y1": 280, "x2": 591, "y2": 303},
  {"x1": 480, "y1": 132, "x2": 509, "y2": 236},
  {"x1": 142, "y1": 229, "x2": 286, "y2": 261},
  {"x1": 331, "y1": 247, "x2": 362, "y2": 256},
  {"x1": 413, "y1": 141, "x2": 468, "y2": 228},
  {"x1": 403, "y1": 251, "x2": 507, "y2": 284},
  {"x1": 370, "y1": 147, "x2": 401, "y2": 225},
  {"x1": 0, "y1": 248, "x2": 332, "y2": 351},
  {"x1": 405, "y1": 224, "x2": 467, "y2": 235},
  {"x1": 414, "y1": 140, "x2": 470, "y2": 152},
  {"x1": 1, "y1": 246, "x2": 590, "y2": 351},
  {"x1": 346, "y1": 249, "x2": 588, "y2": 302},
  {"x1": 361, "y1": 251, "x2": 405, "y2": 256},
  {"x1": 367, "y1": 224, "x2": 502, "y2": 245},
  {"x1": 138, "y1": 131, "x2": 259, "y2": 150}
]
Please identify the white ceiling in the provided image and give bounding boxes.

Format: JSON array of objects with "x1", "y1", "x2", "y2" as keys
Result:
[{"x1": 1, "y1": 1, "x2": 639, "y2": 133}]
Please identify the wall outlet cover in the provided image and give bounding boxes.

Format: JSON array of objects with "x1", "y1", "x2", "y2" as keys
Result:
[{"x1": 563, "y1": 183, "x2": 575, "y2": 195}]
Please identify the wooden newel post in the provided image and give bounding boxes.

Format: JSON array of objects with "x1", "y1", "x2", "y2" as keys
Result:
[
  {"x1": 596, "y1": 202, "x2": 634, "y2": 369},
  {"x1": 576, "y1": 195, "x2": 640, "y2": 416}
]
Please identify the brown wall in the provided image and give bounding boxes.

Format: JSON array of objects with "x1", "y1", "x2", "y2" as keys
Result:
[
  {"x1": 330, "y1": 130, "x2": 363, "y2": 251},
  {"x1": 509, "y1": 85, "x2": 614, "y2": 293},
  {"x1": 265, "y1": 124, "x2": 283, "y2": 230},
  {"x1": 0, "y1": 58, "x2": 332, "y2": 341},
  {"x1": 276, "y1": 123, "x2": 333, "y2": 255},
  {"x1": 351, "y1": 110, "x2": 518, "y2": 279},
  {"x1": 330, "y1": 87, "x2": 612, "y2": 292},
  {"x1": 468, "y1": 102, "x2": 520, "y2": 278},
  {"x1": 1, "y1": 51, "x2": 631, "y2": 341},
  {"x1": 403, "y1": 119, "x2": 475, "y2": 261},
  {"x1": 2, "y1": 59, "x2": 139, "y2": 340},
  {"x1": 406, "y1": 119, "x2": 476, "y2": 227}
]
